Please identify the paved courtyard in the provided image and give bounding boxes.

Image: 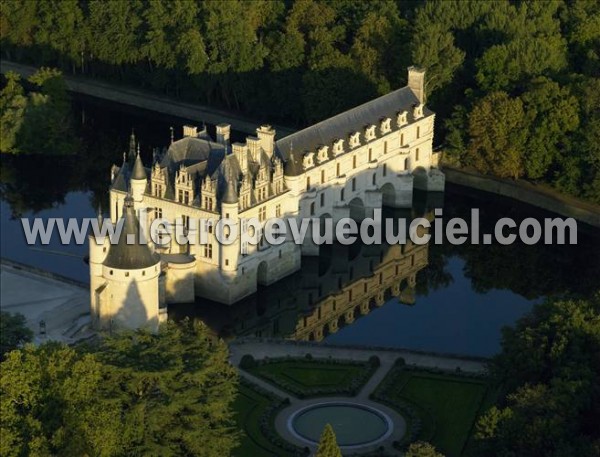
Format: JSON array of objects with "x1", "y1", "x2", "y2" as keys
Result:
[{"x1": 0, "y1": 261, "x2": 91, "y2": 343}]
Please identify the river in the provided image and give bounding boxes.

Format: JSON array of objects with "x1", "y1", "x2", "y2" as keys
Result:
[{"x1": 1, "y1": 98, "x2": 599, "y2": 357}]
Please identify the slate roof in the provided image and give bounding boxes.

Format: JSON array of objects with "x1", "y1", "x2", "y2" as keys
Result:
[
  {"x1": 131, "y1": 153, "x2": 147, "y2": 180},
  {"x1": 103, "y1": 195, "x2": 161, "y2": 270},
  {"x1": 276, "y1": 86, "x2": 428, "y2": 176}
]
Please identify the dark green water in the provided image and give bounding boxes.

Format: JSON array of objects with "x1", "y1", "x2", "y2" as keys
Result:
[{"x1": 2, "y1": 99, "x2": 599, "y2": 356}]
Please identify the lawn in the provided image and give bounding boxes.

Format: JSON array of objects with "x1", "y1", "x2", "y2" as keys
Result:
[
  {"x1": 378, "y1": 370, "x2": 491, "y2": 456},
  {"x1": 245, "y1": 358, "x2": 374, "y2": 397},
  {"x1": 232, "y1": 384, "x2": 292, "y2": 457}
]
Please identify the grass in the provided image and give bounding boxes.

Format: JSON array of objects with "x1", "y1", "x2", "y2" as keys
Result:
[
  {"x1": 232, "y1": 384, "x2": 292, "y2": 457},
  {"x1": 378, "y1": 369, "x2": 492, "y2": 457},
  {"x1": 246, "y1": 359, "x2": 373, "y2": 397}
]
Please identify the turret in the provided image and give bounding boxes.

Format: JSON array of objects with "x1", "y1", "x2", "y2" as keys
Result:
[
  {"x1": 96, "y1": 196, "x2": 163, "y2": 332},
  {"x1": 130, "y1": 147, "x2": 147, "y2": 203},
  {"x1": 220, "y1": 166, "x2": 239, "y2": 274}
]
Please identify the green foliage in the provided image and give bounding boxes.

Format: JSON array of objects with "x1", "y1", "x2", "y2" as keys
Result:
[
  {"x1": 405, "y1": 441, "x2": 445, "y2": 457},
  {"x1": 1, "y1": 0, "x2": 599, "y2": 198},
  {"x1": 0, "y1": 68, "x2": 76, "y2": 154},
  {"x1": 0, "y1": 320, "x2": 239, "y2": 457},
  {"x1": 373, "y1": 367, "x2": 490, "y2": 455},
  {"x1": 316, "y1": 423, "x2": 342, "y2": 457},
  {"x1": 466, "y1": 91, "x2": 527, "y2": 179},
  {"x1": 245, "y1": 358, "x2": 375, "y2": 398},
  {"x1": 0, "y1": 311, "x2": 33, "y2": 359},
  {"x1": 477, "y1": 294, "x2": 600, "y2": 456},
  {"x1": 239, "y1": 354, "x2": 256, "y2": 369}
]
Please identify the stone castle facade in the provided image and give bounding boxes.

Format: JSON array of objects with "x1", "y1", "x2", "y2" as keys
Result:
[{"x1": 89, "y1": 67, "x2": 445, "y2": 332}]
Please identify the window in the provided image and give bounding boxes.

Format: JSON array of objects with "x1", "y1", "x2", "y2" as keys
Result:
[
  {"x1": 259, "y1": 206, "x2": 266, "y2": 221},
  {"x1": 336, "y1": 163, "x2": 341, "y2": 177},
  {"x1": 416, "y1": 126, "x2": 420, "y2": 139},
  {"x1": 306, "y1": 176, "x2": 311, "y2": 190},
  {"x1": 348, "y1": 290, "x2": 353, "y2": 301},
  {"x1": 321, "y1": 170, "x2": 325, "y2": 183},
  {"x1": 279, "y1": 250, "x2": 282, "y2": 259},
  {"x1": 182, "y1": 215, "x2": 189, "y2": 229},
  {"x1": 372, "y1": 174, "x2": 376, "y2": 185},
  {"x1": 368, "y1": 148, "x2": 372, "y2": 162},
  {"x1": 400, "y1": 134, "x2": 404, "y2": 146},
  {"x1": 320, "y1": 193, "x2": 325, "y2": 207},
  {"x1": 154, "y1": 207, "x2": 163, "y2": 219},
  {"x1": 384, "y1": 141, "x2": 388, "y2": 154},
  {"x1": 204, "y1": 244, "x2": 213, "y2": 258},
  {"x1": 364, "y1": 283, "x2": 367, "y2": 293},
  {"x1": 383, "y1": 164, "x2": 387, "y2": 176},
  {"x1": 416, "y1": 148, "x2": 420, "y2": 161},
  {"x1": 352, "y1": 178, "x2": 356, "y2": 191},
  {"x1": 353, "y1": 155, "x2": 357, "y2": 169},
  {"x1": 340, "y1": 189, "x2": 345, "y2": 201},
  {"x1": 275, "y1": 204, "x2": 281, "y2": 217},
  {"x1": 310, "y1": 202, "x2": 315, "y2": 216}
]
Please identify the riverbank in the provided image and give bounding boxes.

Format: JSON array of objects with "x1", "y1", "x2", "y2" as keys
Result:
[
  {"x1": 0, "y1": 258, "x2": 92, "y2": 343},
  {"x1": 443, "y1": 165, "x2": 600, "y2": 228},
  {"x1": 0, "y1": 59, "x2": 296, "y2": 137}
]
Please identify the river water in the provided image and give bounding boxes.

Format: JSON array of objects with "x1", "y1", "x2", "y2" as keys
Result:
[{"x1": 1, "y1": 98, "x2": 599, "y2": 357}]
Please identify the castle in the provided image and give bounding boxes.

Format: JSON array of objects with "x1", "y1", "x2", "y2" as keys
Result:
[{"x1": 89, "y1": 67, "x2": 445, "y2": 332}]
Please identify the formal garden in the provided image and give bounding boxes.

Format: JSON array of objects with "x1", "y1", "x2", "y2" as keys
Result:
[{"x1": 234, "y1": 355, "x2": 496, "y2": 457}]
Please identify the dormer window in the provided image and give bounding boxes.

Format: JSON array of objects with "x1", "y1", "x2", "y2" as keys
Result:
[
  {"x1": 349, "y1": 132, "x2": 361, "y2": 149},
  {"x1": 380, "y1": 117, "x2": 392, "y2": 134},
  {"x1": 317, "y1": 145, "x2": 329, "y2": 163},
  {"x1": 333, "y1": 139, "x2": 345, "y2": 156},
  {"x1": 413, "y1": 104, "x2": 424, "y2": 119},
  {"x1": 397, "y1": 111, "x2": 408, "y2": 127},
  {"x1": 364, "y1": 125, "x2": 376, "y2": 141},
  {"x1": 302, "y1": 152, "x2": 315, "y2": 170}
]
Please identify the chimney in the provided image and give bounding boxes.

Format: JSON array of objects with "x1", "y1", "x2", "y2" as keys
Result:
[
  {"x1": 216, "y1": 123, "x2": 231, "y2": 146},
  {"x1": 247, "y1": 136, "x2": 261, "y2": 164},
  {"x1": 183, "y1": 125, "x2": 198, "y2": 138},
  {"x1": 407, "y1": 66, "x2": 426, "y2": 104},
  {"x1": 232, "y1": 142, "x2": 247, "y2": 173},
  {"x1": 256, "y1": 124, "x2": 275, "y2": 158}
]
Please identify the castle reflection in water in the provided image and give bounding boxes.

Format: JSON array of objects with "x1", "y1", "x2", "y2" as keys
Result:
[{"x1": 169, "y1": 192, "x2": 443, "y2": 342}]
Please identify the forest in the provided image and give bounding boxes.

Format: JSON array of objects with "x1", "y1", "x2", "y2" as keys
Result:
[{"x1": 1, "y1": 0, "x2": 599, "y2": 203}]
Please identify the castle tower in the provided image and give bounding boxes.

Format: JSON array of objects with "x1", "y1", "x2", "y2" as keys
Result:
[
  {"x1": 94, "y1": 195, "x2": 163, "y2": 332},
  {"x1": 89, "y1": 207, "x2": 110, "y2": 329},
  {"x1": 220, "y1": 167, "x2": 239, "y2": 274},
  {"x1": 130, "y1": 149, "x2": 147, "y2": 203}
]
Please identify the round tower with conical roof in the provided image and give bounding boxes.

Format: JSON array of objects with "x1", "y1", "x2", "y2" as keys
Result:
[
  {"x1": 220, "y1": 162, "x2": 240, "y2": 275},
  {"x1": 90, "y1": 195, "x2": 163, "y2": 332},
  {"x1": 130, "y1": 147, "x2": 147, "y2": 203}
]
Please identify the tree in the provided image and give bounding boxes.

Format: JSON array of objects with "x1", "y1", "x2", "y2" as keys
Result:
[
  {"x1": 477, "y1": 294, "x2": 600, "y2": 457},
  {"x1": 520, "y1": 77, "x2": 579, "y2": 180},
  {"x1": 16, "y1": 67, "x2": 77, "y2": 155},
  {"x1": 316, "y1": 423, "x2": 342, "y2": 457},
  {"x1": 0, "y1": 320, "x2": 240, "y2": 457},
  {"x1": 0, "y1": 311, "x2": 32, "y2": 359},
  {"x1": 0, "y1": 72, "x2": 27, "y2": 153},
  {"x1": 466, "y1": 91, "x2": 528, "y2": 179},
  {"x1": 405, "y1": 441, "x2": 445, "y2": 457}
]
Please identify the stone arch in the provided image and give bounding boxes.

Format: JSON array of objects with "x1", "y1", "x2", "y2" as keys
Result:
[
  {"x1": 381, "y1": 183, "x2": 396, "y2": 208},
  {"x1": 349, "y1": 197, "x2": 365, "y2": 221},
  {"x1": 257, "y1": 261, "x2": 269, "y2": 286}
]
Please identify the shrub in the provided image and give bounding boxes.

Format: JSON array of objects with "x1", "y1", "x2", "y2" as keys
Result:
[
  {"x1": 396, "y1": 357, "x2": 406, "y2": 367},
  {"x1": 369, "y1": 355, "x2": 381, "y2": 367},
  {"x1": 305, "y1": 353, "x2": 313, "y2": 360},
  {"x1": 239, "y1": 354, "x2": 256, "y2": 369}
]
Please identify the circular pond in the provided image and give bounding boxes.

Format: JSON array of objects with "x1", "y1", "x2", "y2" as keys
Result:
[{"x1": 289, "y1": 402, "x2": 392, "y2": 447}]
